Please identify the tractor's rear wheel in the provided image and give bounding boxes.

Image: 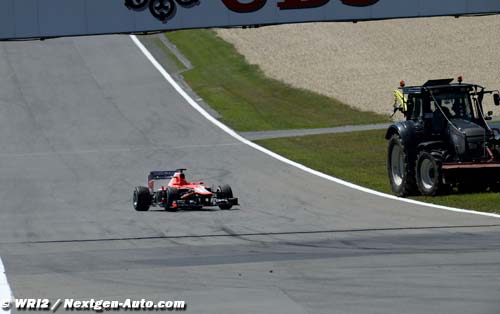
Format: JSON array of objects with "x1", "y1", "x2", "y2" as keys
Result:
[
  {"x1": 416, "y1": 151, "x2": 446, "y2": 196},
  {"x1": 387, "y1": 134, "x2": 416, "y2": 197},
  {"x1": 133, "y1": 186, "x2": 151, "y2": 211}
]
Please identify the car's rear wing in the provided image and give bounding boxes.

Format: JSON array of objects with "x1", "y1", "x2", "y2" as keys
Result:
[
  {"x1": 148, "y1": 169, "x2": 187, "y2": 181},
  {"x1": 148, "y1": 171, "x2": 177, "y2": 181}
]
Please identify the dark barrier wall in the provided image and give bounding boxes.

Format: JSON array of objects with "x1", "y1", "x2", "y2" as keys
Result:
[{"x1": 0, "y1": 0, "x2": 499, "y2": 40}]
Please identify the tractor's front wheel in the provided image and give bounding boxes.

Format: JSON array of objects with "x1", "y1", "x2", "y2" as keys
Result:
[
  {"x1": 387, "y1": 134, "x2": 416, "y2": 197},
  {"x1": 416, "y1": 151, "x2": 446, "y2": 196}
]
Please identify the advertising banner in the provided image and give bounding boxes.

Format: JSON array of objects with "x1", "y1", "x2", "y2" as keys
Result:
[{"x1": 0, "y1": 0, "x2": 499, "y2": 40}]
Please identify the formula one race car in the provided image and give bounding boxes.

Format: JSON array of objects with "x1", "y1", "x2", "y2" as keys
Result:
[{"x1": 133, "y1": 169, "x2": 238, "y2": 211}]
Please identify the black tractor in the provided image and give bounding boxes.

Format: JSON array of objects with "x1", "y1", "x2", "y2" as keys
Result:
[{"x1": 386, "y1": 78, "x2": 500, "y2": 196}]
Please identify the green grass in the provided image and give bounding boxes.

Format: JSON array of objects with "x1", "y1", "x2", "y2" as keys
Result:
[
  {"x1": 165, "y1": 30, "x2": 388, "y2": 132},
  {"x1": 256, "y1": 130, "x2": 500, "y2": 214}
]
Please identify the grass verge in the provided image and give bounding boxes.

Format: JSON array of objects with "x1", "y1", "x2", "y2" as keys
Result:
[
  {"x1": 165, "y1": 30, "x2": 388, "y2": 132},
  {"x1": 256, "y1": 130, "x2": 500, "y2": 214}
]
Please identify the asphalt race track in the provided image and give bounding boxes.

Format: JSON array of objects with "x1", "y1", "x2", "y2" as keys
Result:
[{"x1": 0, "y1": 36, "x2": 500, "y2": 314}]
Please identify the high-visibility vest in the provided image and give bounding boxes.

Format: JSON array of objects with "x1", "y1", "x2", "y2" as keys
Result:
[{"x1": 393, "y1": 89, "x2": 407, "y2": 112}]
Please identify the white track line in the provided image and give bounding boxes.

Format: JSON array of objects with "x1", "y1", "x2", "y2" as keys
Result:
[
  {"x1": 130, "y1": 35, "x2": 500, "y2": 219},
  {"x1": 0, "y1": 259, "x2": 12, "y2": 313}
]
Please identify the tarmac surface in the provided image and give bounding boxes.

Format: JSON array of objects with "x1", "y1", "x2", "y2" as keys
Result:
[{"x1": 0, "y1": 36, "x2": 500, "y2": 313}]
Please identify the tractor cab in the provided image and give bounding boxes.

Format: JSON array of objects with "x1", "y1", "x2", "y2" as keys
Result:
[{"x1": 394, "y1": 78, "x2": 496, "y2": 159}]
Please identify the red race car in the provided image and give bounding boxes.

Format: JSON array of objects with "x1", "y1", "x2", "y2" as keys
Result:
[{"x1": 133, "y1": 169, "x2": 238, "y2": 212}]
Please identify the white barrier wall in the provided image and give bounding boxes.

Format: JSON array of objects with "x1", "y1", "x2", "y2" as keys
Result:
[{"x1": 0, "y1": 0, "x2": 499, "y2": 40}]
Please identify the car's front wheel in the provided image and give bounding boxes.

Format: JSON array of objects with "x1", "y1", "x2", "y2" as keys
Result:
[{"x1": 217, "y1": 184, "x2": 233, "y2": 210}]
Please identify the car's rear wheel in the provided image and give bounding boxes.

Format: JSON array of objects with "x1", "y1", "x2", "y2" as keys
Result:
[
  {"x1": 133, "y1": 186, "x2": 151, "y2": 211},
  {"x1": 165, "y1": 187, "x2": 179, "y2": 212},
  {"x1": 416, "y1": 151, "x2": 446, "y2": 196},
  {"x1": 217, "y1": 184, "x2": 233, "y2": 210}
]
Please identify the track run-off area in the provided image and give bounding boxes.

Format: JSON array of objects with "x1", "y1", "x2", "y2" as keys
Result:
[{"x1": 0, "y1": 35, "x2": 499, "y2": 313}]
